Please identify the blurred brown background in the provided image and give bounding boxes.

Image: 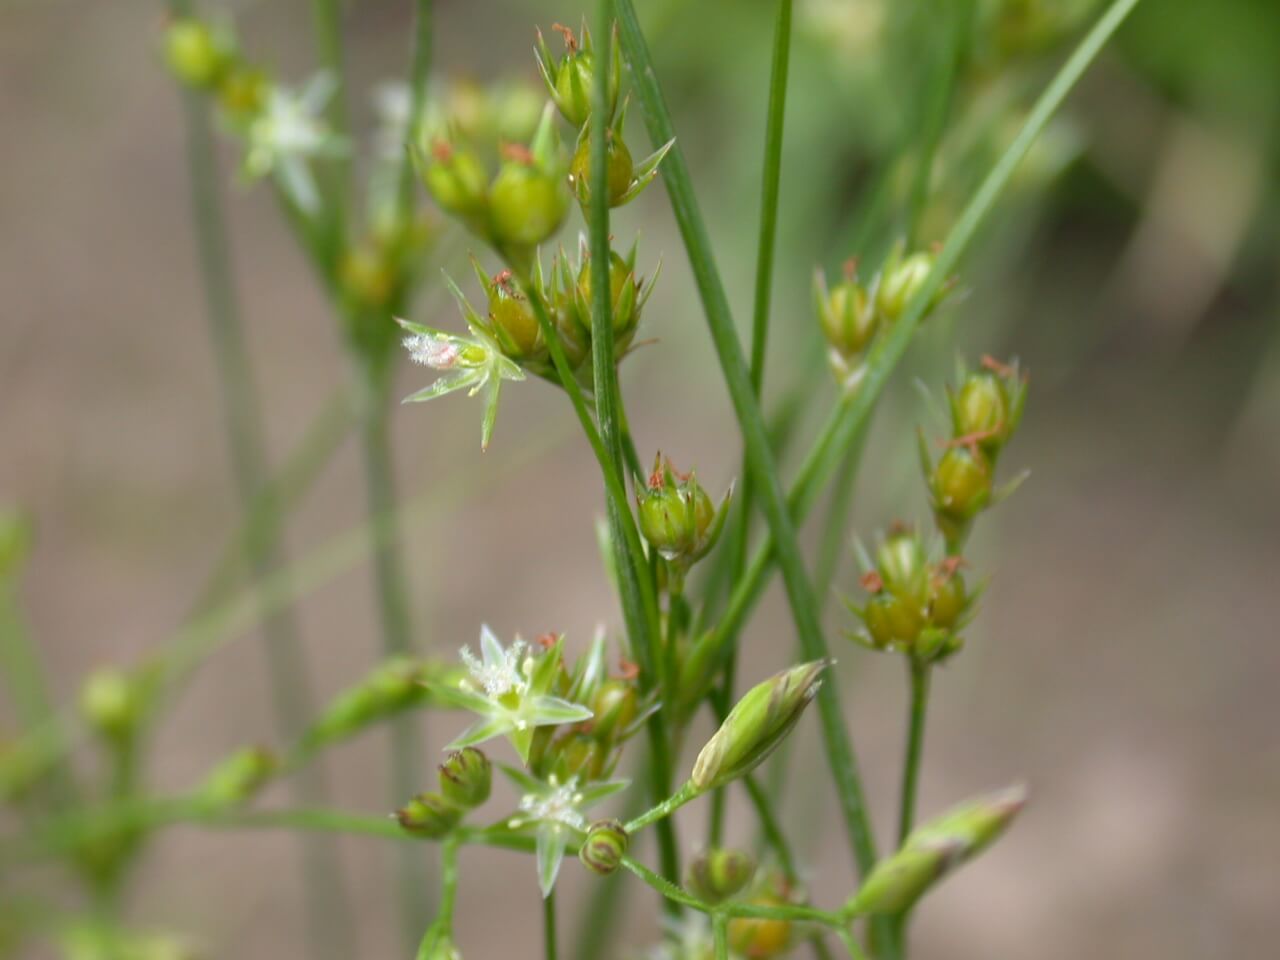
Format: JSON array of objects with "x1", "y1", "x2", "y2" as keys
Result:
[{"x1": 2, "y1": 0, "x2": 1279, "y2": 957}]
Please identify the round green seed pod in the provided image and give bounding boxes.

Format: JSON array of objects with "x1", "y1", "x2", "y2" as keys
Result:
[{"x1": 579, "y1": 819, "x2": 628, "y2": 876}]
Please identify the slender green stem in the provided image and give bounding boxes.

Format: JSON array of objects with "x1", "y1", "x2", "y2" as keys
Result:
[
  {"x1": 0, "y1": 586, "x2": 54, "y2": 740},
  {"x1": 711, "y1": 0, "x2": 793, "y2": 848},
  {"x1": 543, "y1": 888, "x2": 559, "y2": 960},
  {"x1": 416, "y1": 835, "x2": 459, "y2": 960},
  {"x1": 713, "y1": 913, "x2": 729, "y2": 960},
  {"x1": 309, "y1": 0, "x2": 350, "y2": 250},
  {"x1": 898, "y1": 661, "x2": 930, "y2": 845},
  {"x1": 172, "y1": 52, "x2": 353, "y2": 960},
  {"x1": 626, "y1": 780, "x2": 699, "y2": 833},
  {"x1": 355, "y1": 360, "x2": 430, "y2": 952},
  {"x1": 614, "y1": 0, "x2": 878, "y2": 882}
]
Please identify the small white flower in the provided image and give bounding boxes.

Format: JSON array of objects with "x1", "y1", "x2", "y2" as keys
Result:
[
  {"x1": 500, "y1": 769, "x2": 629, "y2": 897},
  {"x1": 404, "y1": 333, "x2": 461, "y2": 370},
  {"x1": 460, "y1": 627, "x2": 527, "y2": 698},
  {"x1": 242, "y1": 73, "x2": 345, "y2": 214},
  {"x1": 431, "y1": 626, "x2": 592, "y2": 763}
]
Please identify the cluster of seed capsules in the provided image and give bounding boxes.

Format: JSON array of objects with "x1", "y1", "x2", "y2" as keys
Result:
[{"x1": 844, "y1": 357, "x2": 1028, "y2": 664}]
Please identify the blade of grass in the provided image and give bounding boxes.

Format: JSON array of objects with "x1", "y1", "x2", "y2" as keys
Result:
[
  {"x1": 587, "y1": 0, "x2": 681, "y2": 906},
  {"x1": 614, "y1": 0, "x2": 880, "y2": 885},
  {"x1": 710, "y1": 0, "x2": 793, "y2": 849}
]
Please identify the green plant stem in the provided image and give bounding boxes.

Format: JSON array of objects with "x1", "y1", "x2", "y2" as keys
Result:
[
  {"x1": 0, "y1": 587, "x2": 55, "y2": 740},
  {"x1": 191, "y1": 388, "x2": 354, "y2": 617},
  {"x1": 626, "y1": 780, "x2": 699, "y2": 833},
  {"x1": 614, "y1": 0, "x2": 878, "y2": 887},
  {"x1": 544, "y1": 888, "x2": 559, "y2": 960},
  {"x1": 897, "y1": 661, "x2": 930, "y2": 845},
  {"x1": 309, "y1": 0, "x2": 350, "y2": 249},
  {"x1": 713, "y1": 913, "x2": 729, "y2": 960},
  {"x1": 172, "y1": 53, "x2": 354, "y2": 960},
  {"x1": 416, "y1": 835, "x2": 459, "y2": 960},
  {"x1": 711, "y1": 0, "x2": 793, "y2": 849},
  {"x1": 355, "y1": 360, "x2": 429, "y2": 951}
]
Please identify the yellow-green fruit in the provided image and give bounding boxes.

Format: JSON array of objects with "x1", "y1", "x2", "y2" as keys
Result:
[
  {"x1": 876, "y1": 531, "x2": 928, "y2": 600},
  {"x1": 933, "y1": 447, "x2": 992, "y2": 519},
  {"x1": 487, "y1": 277, "x2": 542, "y2": 358},
  {"x1": 818, "y1": 280, "x2": 876, "y2": 356},
  {"x1": 217, "y1": 65, "x2": 269, "y2": 119},
  {"x1": 164, "y1": 20, "x2": 230, "y2": 89},
  {"x1": 570, "y1": 133, "x2": 633, "y2": 207},
  {"x1": 686, "y1": 848, "x2": 756, "y2": 904},
  {"x1": 929, "y1": 572, "x2": 966, "y2": 629},
  {"x1": 488, "y1": 163, "x2": 568, "y2": 248},
  {"x1": 954, "y1": 372, "x2": 1011, "y2": 451},
  {"x1": 591, "y1": 680, "x2": 638, "y2": 742},
  {"x1": 728, "y1": 897, "x2": 792, "y2": 958},
  {"x1": 424, "y1": 148, "x2": 489, "y2": 218},
  {"x1": 577, "y1": 250, "x2": 637, "y2": 340}
]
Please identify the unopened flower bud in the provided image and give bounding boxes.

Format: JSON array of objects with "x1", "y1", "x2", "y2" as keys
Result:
[
  {"x1": 637, "y1": 455, "x2": 731, "y2": 568},
  {"x1": 728, "y1": 895, "x2": 793, "y2": 958},
  {"x1": 535, "y1": 22, "x2": 621, "y2": 128},
  {"x1": 438, "y1": 747, "x2": 491, "y2": 809},
  {"x1": 579, "y1": 819, "x2": 628, "y2": 875},
  {"x1": 686, "y1": 848, "x2": 756, "y2": 904},
  {"x1": 692, "y1": 660, "x2": 830, "y2": 792},
  {"x1": 303, "y1": 657, "x2": 433, "y2": 750},
  {"x1": 846, "y1": 784, "x2": 1028, "y2": 916},
  {"x1": 79, "y1": 669, "x2": 143, "y2": 742},
  {"x1": 875, "y1": 248, "x2": 947, "y2": 323},
  {"x1": 396, "y1": 791, "x2": 460, "y2": 839},
  {"x1": 163, "y1": 19, "x2": 234, "y2": 90},
  {"x1": 814, "y1": 262, "x2": 877, "y2": 358},
  {"x1": 199, "y1": 746, "x2": 277, "y2": 806}
]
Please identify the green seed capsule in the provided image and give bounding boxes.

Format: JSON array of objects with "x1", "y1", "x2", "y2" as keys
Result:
[
  {"x1": 928, "y1": 571, "x2": 967, "y2": 629},
  {"x1": 486, "y1": 271, "x2": 543, "y2": 359},
  {"x1": 933, "y1": 447, "x2": 993, "y2": 521},
  {"x1": 79, "y1": 669, "x2": 141, "y2": 742},
  {"x1": 590, "y1": 680, "x2": 638, "y2": 743},
  {"x1": 423, "y1": 145, "x2": 489, "y2": 219},
  {"x1": 438, "y1": 748, "x2": 491, "y2": 810},
  {"x1": 579, "y1": 819, "x2": 628, "y2": 875},
  {"x1": 488, "y1": 160, "x2": 568, "y2": 249},
  {"x1": 815, "y1": 265, "x2": 877, "y2": 358},
  {"x1": 164, "y1": 19, "x2": 233, "y2": 90},
  {"x1": 953, "y1": 372, "x2": 1011, "y2": 452},
  {"x1": 569, "y1": 130, "x2": 633, "y2": 208},
  {"x1": 876, "y1": 530, "x2": 929, "y2": 603}
]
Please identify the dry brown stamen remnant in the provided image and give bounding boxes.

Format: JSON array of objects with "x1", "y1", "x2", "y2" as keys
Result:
[
  {"x1": 980, "y1": 354, "x2": 1016, "y2": 378},
  {"x1": 500, "y1": 142, "x2": 534, "y2": 165},
  {"x1": 617, "y1": 658, "x2": 640, "y2": 681},
  {"x1": 842, "y1": 257, "x2": 859, "y2": 281},
  {"x1": 431, "y1": 141, "x2": 453, "y2": 162},
  {"x1": 861, "y1": 571, "x2": 884, "y2": 593},
  {"x1": 942, "y1": 427, "x2": 1002, "y2": 455},
  {"x1": 552, "y1": 22, "x2": 578, "y2": 52}
]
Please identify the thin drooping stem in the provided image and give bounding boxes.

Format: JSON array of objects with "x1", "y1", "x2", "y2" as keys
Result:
[
  {"x1": 613, "y1": 0, "x2": 879, "y2": 882},
  {"x1": 356, "y1": 362, "x2": 430, "y2": 952},
  {"x1": 711, "y1": 0, "x2": 793, "y2": 847},
  {"x1": 172, "y1": 49, "x2": 354, "y2": 959},
  {"x1": 897, "y1": 661, "x2": 930, "y2": 845},
  {"x1": 543, "y1": 888, "x2": 559, "y2": 960}
]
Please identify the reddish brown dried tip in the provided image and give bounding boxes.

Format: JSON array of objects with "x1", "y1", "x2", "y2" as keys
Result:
[
  {"x1": 617, "y1": 657, "x2": 640, "y2": 681},
  {"x1": 552, "y1": 22, "x2": 578, "y2": 52},
  {"x1": 861, "y1": 570, "x2": 884, "y2": 593},
  {"x1": 842, "y1": 257, "x2": 859, "y2": 281},
  {"x1": 981, "y1": 354, "x2": 1019, "y2": 378},
  {"x1": 942, "y1": 427, "x2": 1002, "y2": 453},
  {"x1": 535, "y1": 632, "x2": 558, "y2": 650},
  {"x1": 431, "y1": 141, "x2": 453, "y2": 162}
]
